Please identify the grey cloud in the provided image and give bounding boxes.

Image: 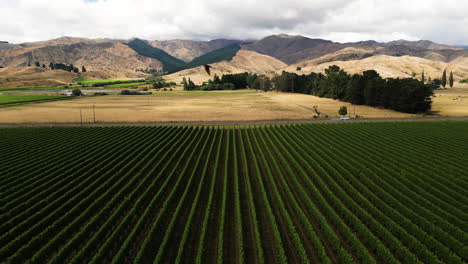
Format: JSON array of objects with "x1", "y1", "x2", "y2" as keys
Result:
[{"x1": 0, "y1": 0, "x2": 466, "y2": 45}]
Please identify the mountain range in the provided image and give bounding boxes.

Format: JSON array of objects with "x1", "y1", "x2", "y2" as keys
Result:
[{"x1": 0, "y1": 34, "x2": 467, "y2": 87}]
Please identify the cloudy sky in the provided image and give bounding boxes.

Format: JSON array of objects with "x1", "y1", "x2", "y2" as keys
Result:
[{"x1": 1, "y1": 0, "x2": 466, "y2": 45}]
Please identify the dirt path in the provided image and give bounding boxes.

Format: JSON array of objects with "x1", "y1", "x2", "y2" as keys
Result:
[{"x1": 0, "y1": 117, "x2": 467, "y2": 128}]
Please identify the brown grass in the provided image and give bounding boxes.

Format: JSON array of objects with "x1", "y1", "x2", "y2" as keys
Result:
[
  {"x1": 1, "y1": 89, "x2": 444, "y2": 124},
  {"x1": 432, "y1": 86, "x2": 468, "y2": 117}
]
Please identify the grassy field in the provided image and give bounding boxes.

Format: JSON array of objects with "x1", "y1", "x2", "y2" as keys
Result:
[
  {"x1": 103, "y1": 82, "x2": 146, "y2": 88},
  {"x1": 432, "y1": 87, "x2": 468, "y2": 117},
  {"x1": 0, "y1": 86, "x2": 73, "y2": 92},
  {"x1": 0, "y1": 90, "x2": 418, "y2": 123},
  {"x1": 0, "y1": 121, "x2": 466, "y2": 263},
  {"x1": 0, "y1": 94, "x2": 67, "y2": 106}
]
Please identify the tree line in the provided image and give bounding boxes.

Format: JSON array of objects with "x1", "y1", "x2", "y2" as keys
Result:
[
  {"x1": 30, "y1": 61, "x2": 87, "y2": 73},
  {"x1": 191, "y1": 66, "x2": 436, "y2": 114}
]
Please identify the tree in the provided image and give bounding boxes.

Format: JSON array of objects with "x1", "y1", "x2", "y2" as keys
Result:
[
  {"x1": 73, "y1": 67, "x2": 79, "y2": 73},
  {"x1": 296, "y1": 66, "x2": 301, "y2": 71},
  {"x1": 421, "y1": 70, "x2": 425, "y2": 83},
  {"x1": 338, "y1": 106, "x2": 348, "y2": 116},
  {"x1": 449, "y1": 71, "x2": 454, "y2": 88},
  {"x1": 35, "y1": 62, "x2": 40, "y2": 67},
  {"x1": 42, "y1": 64, "x2": 46, "y2": 68},
  {"x1": 213, "y1": 74, "x2": 221, "y2": 84},
  {"x1": 185, "y1": 78, "x2": 196, "y2": 90},
  {"x1": 182, "y1": 77, "x2": 188, "y2": 90},
  {"x1": 441, "y1": 69, "x2": 447, "y2": 88},
  {"x1": 82, "y1": 66, "x2": 87, "y2": 72},
  {"x1": 49, "y1": 62, "x2": 54, "y2": 69},
  {"x1": 72, "y1": 88, "x2": 82, "y2": 96}
]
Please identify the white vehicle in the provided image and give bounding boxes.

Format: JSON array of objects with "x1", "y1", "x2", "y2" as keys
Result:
[{"x1": 339, "y1": 115, "x2": 350, "y2": 120}]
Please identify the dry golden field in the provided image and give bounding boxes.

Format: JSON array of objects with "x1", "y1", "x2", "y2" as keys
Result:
[
  {"x1": 1, "y1": 88, "x2": 450, "y2": 124},
  {"x1": 431, "y1": 85, "x2": 468, "y2": 117}
]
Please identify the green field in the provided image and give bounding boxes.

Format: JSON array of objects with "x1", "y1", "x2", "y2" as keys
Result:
[
  {"x1": 0, "y1": 94, "x2": 67, "y2": 106},
  {"x1": 103, "y1": 82, "x2": 146, "y2": 88},
  {"x1": 0, "y1": 86, "x2": 71, "y2": 92},
  {"x1": 0, "y1": 121, "x2": 467, "y2": 263}
]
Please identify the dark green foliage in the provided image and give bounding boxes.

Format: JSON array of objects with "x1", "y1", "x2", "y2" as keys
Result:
[
  {"x1": 42, "y1": 64, "x2": 46, "y2": 68},
  {"x1": 449, "y1": 71, "x2": 454, "y2": 88},
  {"x1": 73, "y1": 67, "x2": 79, "y2": 73},
  {"x1": 421, "y1": 70, "x2": 425, "y2": 83},
  {"x1": 152, "y1": 80, "x2": 175, "y2": 89},
  {"x1": 220, "y1": 72, "x2": 250, "y2": 89},
  {"x1": 71, "y1": 88, "x2": 82, "y2": 96},
  {"x1": 182, "y1": 44, "x2": 241, "y2": 70},
  {"x1": 120, "y1": 90, "x2": 152, "y2": 95},
  {"x1": 82, "y1": 66, "x2": 87, "y2": 73},
  {"x1": 460, "y1": 79, "x2": 468, "y2": 84},
  {"x1": 296, "y1": 66, "x2": 302, "y2": 71},
  {"x1": 442, "y1": 69, "x2": 447, "y2": 88},
  {"x1": 183, "y1": 78, "x2": 197, "y2": 91},
  {"x1": 77, "y1": 79, "x2": 146, "y2": 87},
  {"x1": 50, "y1": 63, "x2": 77, "y2": 72},
  {"x1": 126, "y1": 39, "x2": 185, "y2": 73},
  {"x1": 0, "y1": 121, "x2": 466, "y2": 263},
  {"x1": 213, "y1": 74, "x2": 222, "y2": 84},
  {"x1": 271, "y1": 66, "x2": 433, "y2": 113},
  {"x1": 35, "y1": 62, "x2": 40, "y2": 67},
  {"x1": 252, "y1": 75, "x2": 272, "y2": 91},
  {"x1": 196, "y1": 72, "x2": 257, "y2": 91},
  {"x1": 338, "y1": 106, "x2": 348, "y2": 116}
]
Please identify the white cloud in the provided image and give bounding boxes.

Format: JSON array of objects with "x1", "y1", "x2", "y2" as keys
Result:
[{"x1": 0, "y1": 0, "x2": 466, "y2": 45}]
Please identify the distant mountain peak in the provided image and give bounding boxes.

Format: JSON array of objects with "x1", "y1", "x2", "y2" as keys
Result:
[{"x1": 277, "y1": 34, "x2": 301, "y2": 39}]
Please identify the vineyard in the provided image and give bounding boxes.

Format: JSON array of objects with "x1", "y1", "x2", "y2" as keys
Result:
[{"x1": 1, "y1": 121, "x2": 467, "y2": 263}]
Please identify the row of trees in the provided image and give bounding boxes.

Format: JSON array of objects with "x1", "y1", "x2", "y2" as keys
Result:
[
  {"x1": 420, "y1": 69, "x2": 454, "y2": 88},
  {"x1": 270, "y1": 66, "x2": 433, "y2": 113},
  {"x1": 195, "y1": 66, "x2": 433, "y2": 113},
  {"x1": 29, "y1": 61, "x2": 87, "y2": 73},
  {"x1": 182, "y1": 73, "x2": 258, "y2": 91}
]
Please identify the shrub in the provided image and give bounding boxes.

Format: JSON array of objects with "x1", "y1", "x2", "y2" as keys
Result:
[
  {"x1": 338, "y1": 106, "x2": 348, "y2": 116},
  {"x1": 72, "y1": 88, "x2": 82, "y2": 96}
]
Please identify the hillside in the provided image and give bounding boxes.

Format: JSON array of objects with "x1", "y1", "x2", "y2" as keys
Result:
[
  {"x1": 384, "y1": 40, "x2": 463, "y2": 50},
  {"x1": 1, "y1": 34, "x2": 467, "y2": 84},
  {"x1": 241, "y1": 34, "x2": 467, "y2": 64},
  {"x1": 164, "y1": 50, "x2": 287, "y2": 84},
  {"x1": 182, "y1": 44, "x2": 242, "y2": 70},
  {"x1": 126, "y1": 39, "x2": 185, "y2": 73},
  {"x1": 148, "y1": 39, "x2": 243, "y2": 62},
  {"x1": 0, "y1": 66, "x2": 150, "y2": 88},
  {"x1": 0, "y1": 40, "x2": 163, "y2": 71},
  {"x1": 242, "y1": 34, "x2": 344, "y2": 64},
  {"x1": 284, "y1": 54, "x2": 468, "y2": 80}
]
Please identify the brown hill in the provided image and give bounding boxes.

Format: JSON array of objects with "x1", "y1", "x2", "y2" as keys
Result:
[
  {"x1": 0, "y1": 40, "x2": 162, "y2": 71},
  {"x1": 164, "y1": 50, "x2": 287, "y2": 84},
  {"x1": 284, "y1": 54, "x2": 468, "y2": 80},
  {"x1": 148, "y1": 39, "x2": 243, "y2": 62},
  {"x1": 242, "y1": 34, "x2": 345, "y2": 64},
  {"x1": 0, "y1": 66, "x2": 150, "y2": 88},
  {"x1": 241, "y1": 34, "x2": 467, "y2": 64},
  {"x1": 384, "y1": 40, "x2": 463, "y2": 50}
]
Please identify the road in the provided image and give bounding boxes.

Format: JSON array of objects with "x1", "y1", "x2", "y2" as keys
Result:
[{"x1": 0, "y1": 117, "x2": 467, "y2": 128}]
